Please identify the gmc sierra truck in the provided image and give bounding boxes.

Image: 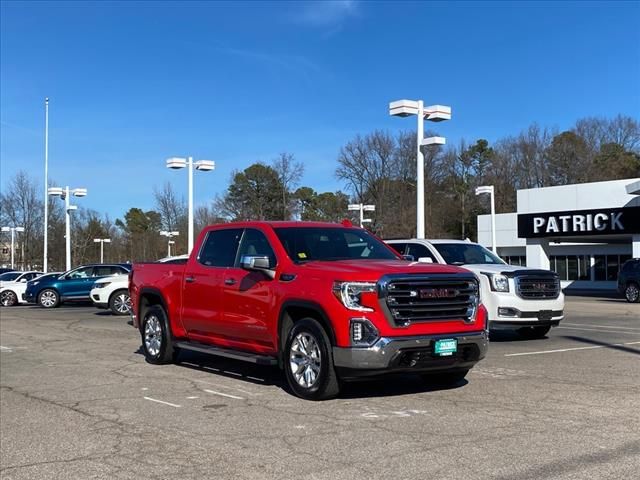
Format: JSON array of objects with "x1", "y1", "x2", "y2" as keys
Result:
[{"x1": 130, "y1": 221, "x2": 488, "y2": 400}]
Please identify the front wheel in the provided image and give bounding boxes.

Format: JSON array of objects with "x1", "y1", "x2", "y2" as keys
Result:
[
  {"x1": 284, "y1": 318, "x2": 340, "y2": 401},
  {"x1": 517, "y1": 325, "x2": 551, "y2": 339},
  {"x1": 109, "y1": 289, "x2": 131, "y2": 315},
  {"x1": 38, "y1": 289, "x2": 60, "y2": 308},
  {"x1": 141, "y1": 305, "x2": 175, "y2": 364},
  {"x1": 0, "y1": 290, "x2": 18, "y2": 307},
  {"x1": 624, "y1": 283, "x2": 640, "y2": 303}
]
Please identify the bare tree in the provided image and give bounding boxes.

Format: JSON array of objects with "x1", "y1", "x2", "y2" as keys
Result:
[{"x1": 272, "y1": 153, "x2": 304, "y2": 220}]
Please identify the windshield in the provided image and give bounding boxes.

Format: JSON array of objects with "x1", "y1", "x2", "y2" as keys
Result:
[
  {"x1": 274, "y1": 227, "x2": 399, "y2": 263},
  {"x1": 0, "y1": 272, "x2": 21, "y2": 282},
  {"x1": 432, "y1": 243, "x2": 506, "y2": 265}
]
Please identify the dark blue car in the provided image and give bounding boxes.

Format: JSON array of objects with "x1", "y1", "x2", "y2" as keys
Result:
[{"x1": 25, "y1": 264, "x2": 130, "y2": 308}]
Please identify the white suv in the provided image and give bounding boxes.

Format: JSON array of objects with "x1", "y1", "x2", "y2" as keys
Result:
[{"x1": 387, "y1": 239, "x2": 564, "y2": 339}]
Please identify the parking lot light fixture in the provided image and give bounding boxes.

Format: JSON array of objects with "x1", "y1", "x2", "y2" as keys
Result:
[
  {"x1": 48, "y1": 186, "x2": 88, "y2": 271},
  {"x1": 166, "y1": 156, "x2": 215, "y2": 253},
  {"x1": 1, "y1": 226, "x2": 25, "y2": 269},
  {"x1": 93, "y1": 238, "x2": 111, "y2": 263},
  {"x1": 390, "y1": 98, "x2": 451, "y2": 239},
  {"x1": 160, "y1": 231, "x2": 180, "y2": 257},
  {"x1": 475, "y1": 185, "x2": 496, "y2": 253},
  {"x1": 348, "y1": 203, "x2": 376, "y2": 227}
]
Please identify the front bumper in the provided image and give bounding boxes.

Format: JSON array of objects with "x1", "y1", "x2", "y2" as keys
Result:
[
  {"x1": 22, "y1": 293, "x2": 36, "y2": 304},
  {"x1": 332, "y1": 331, "x2": 488, "y2": 378}
]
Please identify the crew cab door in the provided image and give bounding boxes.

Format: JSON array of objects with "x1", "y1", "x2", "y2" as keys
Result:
[
  {"x1": 222, "y1": 228, "x2": 277, "y2": 350},
  {"x1": 180, "y1": 228, "x2": 243, "y2": 343}
]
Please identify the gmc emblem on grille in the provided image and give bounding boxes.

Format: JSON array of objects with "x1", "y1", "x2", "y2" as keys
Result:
[
  {"x1": 531, "y1": 283, "x2": 548, "y2": 290},
  {"x1": 419, "y1": 288, "x2": 459, "y2": 299}
]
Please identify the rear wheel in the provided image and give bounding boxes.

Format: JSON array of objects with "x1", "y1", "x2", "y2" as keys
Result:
[
  {"x1": 421, "y1": 369, "x2": 469, "y2": 385},
  {"x1": 517, "y1": 325, "x2": 551, "y2": 339},
  {"x1": 38, "y1": 289, "x2": 60, "y2": 308},
  {"x1": 141, "y1": 305, "x2": 175, "y2": 364},
  {"x1": 109, "y1": 289, "x2": 131, "y2": 315},
  {"x1": 284, "y1": 318, "x2": 340, "y2": 401},
  {"x1": 624, "y1": 282, "x2": 639, "y2": 303},
  {"x1": 0, "y1": 290, "x2": 18, "y2": 307}
]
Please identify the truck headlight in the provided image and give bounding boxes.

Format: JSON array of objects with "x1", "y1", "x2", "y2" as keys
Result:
[
  {"x1": 484, "y1": 273, "x2": 509, "y2": 292},
  {"x1": 332, "y1": 282, "x2": 376, "y2": 312}
]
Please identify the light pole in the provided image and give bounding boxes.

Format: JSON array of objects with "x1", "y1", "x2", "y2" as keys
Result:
[
  {"x1": 389, "y1": 100, "x2": 450, "y2": 239},
  {"x1": 1, "y1": 226, "x2": 25, "y2": 269},
  {"x1": 48, "y1": 186, "x2": 87, "y2": 271},
  {"x1": 160, "y1": 231, "x2": 179, "y2": 257},
  {"x1": 93, "y1": 238, "x2": 111, "y2": 263},
  {"x1": 475, "y1": 185, "x2": 496, "y2": 253},
  {"x1": 166, "y1": 156, "x2": 215, "y2": 254},
  {"x1": 43, "y1": 97, "x2": 49, "y2": 272},
  {"x1": 347, "y1": 204, "x2": 375, "y2": 227}
]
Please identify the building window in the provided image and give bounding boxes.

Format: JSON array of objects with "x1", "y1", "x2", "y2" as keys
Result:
[
  {"x1": 551, "y1": 255, "x2": 590, "y2": 281},
  {"x1": 502, "y1": 255, "x2": 526, "y2": 266}
]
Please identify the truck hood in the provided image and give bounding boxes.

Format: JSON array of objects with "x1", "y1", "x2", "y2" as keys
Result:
[
  {"x1": 459, "y1": 264, "x2": 553, "y2": 275},
  {"x1": 295, "y1": 259, "x2": 469, "y2": 281}
]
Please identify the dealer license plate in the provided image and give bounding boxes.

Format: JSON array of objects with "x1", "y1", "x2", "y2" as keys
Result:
[{"x1": 434, "y1": 338, "x2": 457, "y2": 357}]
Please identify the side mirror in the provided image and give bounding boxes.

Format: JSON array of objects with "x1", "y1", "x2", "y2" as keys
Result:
[
  {"x1": 241, "y1": 255, "x2": 275, "y2": 279},
  {"x1": 402, "y1": 254, "x2": 415, "y2": 261},
  {"x1": 20, "y1": 278, "x2": 27, "y2": 283},
  {"x1": 418, "y1": 257, "x2": 434, "y2": 263}
]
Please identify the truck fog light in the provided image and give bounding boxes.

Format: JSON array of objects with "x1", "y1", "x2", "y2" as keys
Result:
[
  {"x1": 498, "y1": 307, "x2": 519, "y2": 317},
  {"x1": 350, "y1": 318, "x2": 379, "y2": 347}
]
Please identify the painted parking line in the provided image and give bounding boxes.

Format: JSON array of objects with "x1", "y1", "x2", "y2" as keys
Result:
[
  {"x1": 556, "y1": 326, "x2": 640, "y2": 335},
  {"x1": 143, "y1": 396, "x2": 181, "y2": 408},
  {"x1": 561, "y1": 322, "x2": 640, "y2": 332},
  {"x1": 203, "y1": 389, "x2": 244, "y2": 400},
  {"x1": 0, "y1": 345, "x2": 13, "y2": 352},
  {"x1": 505, "y1": 341, "x2": 640, "y2": 357}
]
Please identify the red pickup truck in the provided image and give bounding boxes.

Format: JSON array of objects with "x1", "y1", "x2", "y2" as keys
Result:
[{"x1": 130, "y1": 221, "x2": 488, "y2": 400}]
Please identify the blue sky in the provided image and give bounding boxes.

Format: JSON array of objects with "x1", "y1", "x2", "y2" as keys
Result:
[{"x1": 1, "y1": 0, "x2": 639, "y2": 220}]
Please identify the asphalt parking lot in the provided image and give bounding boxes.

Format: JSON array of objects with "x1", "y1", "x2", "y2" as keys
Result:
[{"x1": 1, "y1": 296, "x2": 638, "y2": 480}]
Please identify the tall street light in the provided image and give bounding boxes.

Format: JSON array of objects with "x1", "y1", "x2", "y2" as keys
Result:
[
  {"x1": 93, "y1": 238, "x2": 111, "y2": 263},
  {"x1": 389, "y1": 100, "x2": 451, "y2": 239},
  {"x1": 1, "y1": 226, "x2": 25, "y2": 269},
  {"x1": 48, "y1": 186, "x2": 87, "y2": 271},
  {"x1": 166, "y1": 157, "x2": 215, "y2": 254},
  {"x1": 476, "y1": 185, "x2": 496, "y2": 253},
  {"x1": 348, "y1": 204, "x2": 375, "y2": 227},
  {"x1": 43, "y1": 97, "x2": 49, "y2": 272},
  {"x1": 160, "y1": 231, "x2": 179, "y2": 257}
]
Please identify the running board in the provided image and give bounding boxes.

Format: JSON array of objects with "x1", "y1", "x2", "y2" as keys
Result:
[{"x1": 174, "y1": 341, "x2": 278, "y2": 366}]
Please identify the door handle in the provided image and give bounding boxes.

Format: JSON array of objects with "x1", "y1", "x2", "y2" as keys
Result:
[
  {"x1": 185, "y1": 276, "x2": 195, "y2": 283},
  {"x1": 224, "y1": 278, "x2": 236, "y2": 286}
]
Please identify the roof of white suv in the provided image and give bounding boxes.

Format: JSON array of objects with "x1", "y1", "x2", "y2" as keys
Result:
[{"x1": 387, "y1": 238, "x2": 475, "y2": 245}]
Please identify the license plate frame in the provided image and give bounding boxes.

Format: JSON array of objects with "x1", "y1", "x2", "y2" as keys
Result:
[
  {"x1": 434, "y1": 338, "x2": 458, "y2": 357},
  {"x1": 538, "y1": 310, "x2": 552, "y2": 321}
]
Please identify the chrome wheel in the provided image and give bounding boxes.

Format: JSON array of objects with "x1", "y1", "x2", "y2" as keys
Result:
[
  {"x1": 289, "y1": 332, "x2": 322, "y2": 389},
  {"x1": 626, "y1": 284, "x2": 639, "y2": 303},
  {"x1": 144, "y1": 315, "x2": 162, "y2": 357},
  {"x1": 113, "y1": 293, "x2": 131, "y2": 314},
  {"x1": 40, "y1": 290, "x2": 57, "y2": 308},
  {"x1": 0, "y1": 291, "x2": 17, "y2": 307}
]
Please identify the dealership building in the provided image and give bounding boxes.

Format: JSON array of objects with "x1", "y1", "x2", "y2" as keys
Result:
[{"x1": 477, "y1": 178, "x2": 640, "y2": 289}]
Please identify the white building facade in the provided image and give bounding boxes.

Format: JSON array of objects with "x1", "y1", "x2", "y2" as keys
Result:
[{"x1": 477, "y1": 178, "x2": 640, "y2": 289}]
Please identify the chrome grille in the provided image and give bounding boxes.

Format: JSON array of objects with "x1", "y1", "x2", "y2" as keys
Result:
[
  {"x1": 379, "y1": 275, "x2": 479, "y2": 327},
  {"x1": 515, "y1": 275, "x2": 560, "y2": 299}
]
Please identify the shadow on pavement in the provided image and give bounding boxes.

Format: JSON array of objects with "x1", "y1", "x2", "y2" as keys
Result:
[
  {"x1": 561, "y1": 335, "x2": 640, "y2": 356},
  {"x1": 488, "y1": 330, "x2": 549, "y2": 343}
]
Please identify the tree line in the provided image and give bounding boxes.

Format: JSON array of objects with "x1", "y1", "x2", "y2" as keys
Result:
[{"x1": 1, "y1": 114, "x2": 638, "y2": 270}]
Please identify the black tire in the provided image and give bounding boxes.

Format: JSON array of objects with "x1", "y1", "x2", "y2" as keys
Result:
[
  {"x1": 0, "y1": 290, "x2": 18, "y2": 307},
  {"x1": 38, "y1": 289, "x2": 60, "y2": 308},
  {"x1": 624, "y1": 282, "x2": 640, "y2": 303},
  {"x1": 421, "y1": 369, "x2": 469, "y2": 385},
  {"x1": 140, "y1": 305, "x2": 175, "y2": 364},
  {"x1": 109, "y1": 289, "x2": 131, "y2": 315},
  {"x1": 284, "y1": 318, "x2": 340, "y2": 401},
  {"x1": 517, "y1": 325, "x2": 551, "y2": 339}
]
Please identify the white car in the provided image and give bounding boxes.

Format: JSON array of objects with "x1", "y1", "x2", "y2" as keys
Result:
[
  {"x1": 0, "y1": 270, "x2": 42, "y2": 289},
  {"x1": 90, "y1": 255, "x2": 188, "y2": 315},
  {"x1": 386, "y1": 239, "x2": 565, "y2": 339},
  {"x1": 0, "y1": 272, "x2": 57, "y2": 307}
]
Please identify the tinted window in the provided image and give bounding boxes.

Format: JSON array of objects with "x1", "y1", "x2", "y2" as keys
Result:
[
  {"x1": 198, "y1": 229, "x2": 243, "y2": 267},
  {"x1": 163, "y1": 258, "x2": 188, "y2": 265},
  {"x1": 407, "y1": 243, "x2": 436, "y2": 262},
  {"x1": 388, "y1": 243, "x2": 408, "y2": 256},
  {"x1": 432, "y1": 243, "x2": 505, "y2": 265},
  {"x1": 237, "y1": 229, "x2": 277, "y2": 268},
  {"x1": 66, "y1": 267, "x2": 93, "y2": 279},
  {"x1": 93, "y1": 266, "x2": 125, "y2": 277},
  {"x1": 0, "y1": 272, "x2": 21, "y2": 281},
  {"x1": 275, "y1": 227, "x2": 398, "y2": 263}
]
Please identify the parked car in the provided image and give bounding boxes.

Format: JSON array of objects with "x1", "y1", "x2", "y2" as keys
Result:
[
  {"x1": 24, "y1": 264, "x2": 131, "y2": 308},
  {"x1": 0, "y1": 271, "x2": 43, "y2": 288},
  {"x1": 130, "y1": 221, "x2": 489, "y2": 400},
  {"x1": 387, "y1": 239, "x2": 564, "y2": 339},
  {"x1": 0, "y1": 268, "x2": 16, "y2": 275},
  {"x1": 1, "y1": 272, "x2": 60, "y2": 307},
  {"x1": 617, "y1": 258, "x2": 640, "y2": 303},
  {"x1": 91, "y1": 256, "x2": 187, "y2": 315}
]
